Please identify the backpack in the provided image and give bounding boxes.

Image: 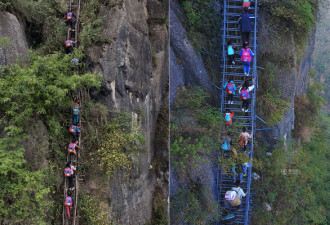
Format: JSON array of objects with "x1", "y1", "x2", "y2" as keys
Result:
[
  {"x1": 225, "y1": 113, "x2": 231, "y2": 122},
  {"x1": 240, "y1": 89, "x2": 250, "y2": 100},
  {"x1": 69, "y1": 125, "x2": 76, "y2": 133},
  {"x1": 239, "y1": 136, "x2": 246, "y2": 147},
  {"x1": 67, "y1": 12, "x2": 73, "y2": 20},
  {"x1": 222, "y1": 214, "x2": 235, "y2": 224},
  {"x1": 68, "y1": 143, "x2": 76, "y2": 154},
  {"x1": 226, "y1": 83, "x2": 234, "y2": 94},
  {"x1": 64, "y1": 167, "x2": 73, "y2": 177},
  {"x1": 73, "y1": 106, "x2": 79, "y2": 115},
  {"x1": 65, "y1": 196, "x2": 72, "y2": 206},
  {"x1": 241, "y1": 49, "x2": 251, "y2": 62},
  {"x1": 65, "y1": 40, "x2": 72, "y2": 47},
  {"x1": 222, "y1": 141, "x2": 228, "y2": 150}
]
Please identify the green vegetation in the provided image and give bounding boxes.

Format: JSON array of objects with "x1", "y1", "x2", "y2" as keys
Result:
[
  {"x1": 258, "y1": 65, "x2": 290, "y2": 125},
  {"x1": 79, "y1": 192, "x2": 115, "y2": 224},
  {"x1": 79, "y1": 0, "x2": 107, "y2": 47},
  {"x1": 170, "y1": 86, "x2": 220, "y2": 223},
  {"x1": 0, "y1": 49, "x2": 102, "y2": 224},
  {"x1": 261, "y1": 0, "x2": 318, "y2": 43},
  {"x1": 170, "y1": 183, "x2": 218, "y2": 224},
  {"x1": 171, "y1": 86, "x2": 221, "y2": 169},
  {"x1": 178, "y1": 0, "x2": 220, "y2": 50},
  {"x1": 1, "y1": 0, "x2": 66, "y2": 53},
  {"x1": 91, "y1": 111, "x2": 145, "y2": 177},
  {"x1": 252, "y1": 118, "x2": 329, "y2": 224}
]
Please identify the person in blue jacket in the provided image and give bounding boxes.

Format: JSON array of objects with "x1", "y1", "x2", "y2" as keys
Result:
[
  {"x1": 238, "y1": 7, "x2": 255, "y2": 44},
  {"x1": 227, "y1": 41, "x2": 236, "y2": 65},
  {"x1": 223, "y1": 78, "x2": 236, "y2": 104}
]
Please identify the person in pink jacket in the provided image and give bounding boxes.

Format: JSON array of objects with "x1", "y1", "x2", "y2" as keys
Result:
[{"x1": 239, "y1": 127, "x2": 253, "y2": 151}]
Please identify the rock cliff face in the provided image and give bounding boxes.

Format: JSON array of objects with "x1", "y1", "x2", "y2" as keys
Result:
[
  {"x1": 169, "y1": 1, "x2": 210, "y2": 105},
  {"x1": 0, "y1": 0, "x2": 168, "y2": 223},
  {"x1": 0, "y1": 12, "x2": 28, "y2": 65},
  {"x1": 257, "y1": 10, "x2": 316, "y2": 145},
  {"x1": 87, "y1": 0, "x2": 168, "y2": 223}
]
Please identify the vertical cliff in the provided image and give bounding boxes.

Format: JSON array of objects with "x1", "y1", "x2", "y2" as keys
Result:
[
  {"x1": 256, "y1": 6, "x2": 317, "y2": 145},
  {"x1": 0, "y1": 12, "x2": 28, "y2": 65},
  {"x1": 0, "y1": 0, "x2": 168, "y2": 224},
  {"x1": 85, "y1": 0, "x2": 169, "y2": 223}
]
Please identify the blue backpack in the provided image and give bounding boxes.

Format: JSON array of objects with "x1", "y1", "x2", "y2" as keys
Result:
[
  {"x1": 225, "y1": 114, "x2": 231, "y2": 122},
  {"x1": 222, "y1": 142, "x2": 228, "y2": 150}
]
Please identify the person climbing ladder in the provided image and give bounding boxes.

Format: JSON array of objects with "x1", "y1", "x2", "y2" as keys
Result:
[
  {"x1": 69, "y1": 124, "x2": 80, "y2": 139},
  {"x1": 239, "y1": 127, "x2": 253, "y2": 151},
  {"x1": 64, "y1": 191, "x2": 73, "y2": 219},
  {"x1": 64, "y1": 161, "x2": 76, "y2": 190},
  {"x1": 223, "y1": 78, "x2": 236, "y2": 104},
  {"x1": 240, "y1": 42, "x2": 255, "y2": 76},
  {"x1": 68, "y1": 139, "x2": 80, "y2": 161},
  {"x1": 239, "y1": 78, "x2": 254, "y2": 112},
  {"x1": 67, "y1": 11, "x2": 76, "y2": 31},
  {"x1": 72, "y1": 102, "x2": 80, "y2": 124}
]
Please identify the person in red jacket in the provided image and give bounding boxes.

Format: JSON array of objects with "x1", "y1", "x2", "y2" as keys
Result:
[{"x1": 224, "y1": 109, "x2": 235, "y2": 126}]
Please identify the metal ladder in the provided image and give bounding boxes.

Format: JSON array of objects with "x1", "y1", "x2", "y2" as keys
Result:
[{"x1": 217, "y1": 0, "x2": 258, "y2": 224}]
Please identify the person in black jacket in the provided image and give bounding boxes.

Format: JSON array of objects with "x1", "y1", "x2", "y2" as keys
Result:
[{"x1": 238, "y1": 8, "x2": 255, "y2": 44}]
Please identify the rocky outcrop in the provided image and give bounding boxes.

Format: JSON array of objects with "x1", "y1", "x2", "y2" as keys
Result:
[
  {"x1": 170, "y1": 1, "x2": 210, "y2": 97},
  {"x1": 0, "y1": 12, "x2": 28, "y2": 65},
  {"x1": 257, "y1": 10, "x2": 316, "y2": 145},
  {"x1": 87, "y1": 0, "x2": 168, "y2": 223}
]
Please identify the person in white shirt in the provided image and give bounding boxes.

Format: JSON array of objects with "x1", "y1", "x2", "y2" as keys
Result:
[{"x1": 232, "y1": 180, "x2": 249, "y2": 200}]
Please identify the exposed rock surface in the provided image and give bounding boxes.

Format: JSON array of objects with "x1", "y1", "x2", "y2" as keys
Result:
[
  {"x1": 257, "y1": 10, "x2": 316, "y2": 145},
  {"x1": 170, "y1": 1, "x2": 210, "y2": 95},
  {"x1": 87, "y1": 0, "x2": 168, "y2": 223},
  {"x1": 0, "y1": 12, "x2": 28, "y2": 65}
]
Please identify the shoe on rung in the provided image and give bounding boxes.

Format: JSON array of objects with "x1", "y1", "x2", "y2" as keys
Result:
[
  {"x1": 245, "y1": 109, "x2": 249, "y2": 112},
  {"x1": 242, "y1": 108, "x2": 245, "y2": 112}
]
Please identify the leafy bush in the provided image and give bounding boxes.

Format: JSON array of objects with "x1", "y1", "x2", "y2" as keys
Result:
[
  {"x1": 261, "y1": 0, "x2": 318, "y2": 42},
  {"x1": 252, "y1": 120, "x2": 329, "y2": 224},
  {"x1": 170, "y1": 184, "x2": 218, "y2": 224},
  {"x1": 170, "y1": 87, "x2": 221, "y2": 169},
  {"x1": 79, "y1": 192, "x2": 115, "y2": 224},
  {"x1": 0, "y1": 49, "x2": 102, "y2": 223},
  {"x1": 92, "y1": 112, "x2": 145, "y2": 176},
  {"x1": 7, "y1": 0, "x2": 66, "y2": 52},
  {"x1": 179, "y1": 0, "x2": 220, "y2": 50}
]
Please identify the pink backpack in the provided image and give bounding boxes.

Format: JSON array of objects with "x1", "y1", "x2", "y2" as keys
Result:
[{"x1": 241, "y1": 49, "x2": 251, "y2": 62}]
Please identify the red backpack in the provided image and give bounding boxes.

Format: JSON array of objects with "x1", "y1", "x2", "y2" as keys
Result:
[
  {"x1": 240, "y1": 89, "x2": 250, "y2": 100},
  {"x1": 65, "y1": 196, "x2": 72, "y2": 206},
  {"x1": 241, "y1": 49, "x2": 251, "y2": 62},
  {"x1": 239, "y1": 136, "x2": 246, "y2": 147},
  {"x1": 68, "y1": 143, "x2": 76, "y2": 154},
  {"x1": 65, "y1": 40, "x2": 72, "y2": 47},
  {"x1": 67, "y1": 12, "x2": 73, "y2": 20},
  {"x1": 226, "y1": 83, "x2": 235, "y2": 94},
  {"x1": 64, "y1": 167, "x2": 73, "y2": 177}
]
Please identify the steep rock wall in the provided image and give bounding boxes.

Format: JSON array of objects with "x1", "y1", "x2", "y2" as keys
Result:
[
  {"x1": 0, "y1": 12, "x2": 28, "y2": 65},
  {"x1": 169, "y1": 1, "x2": 210, "y2": 104},
  {"x1": 257, "y1": 10, "x2": 316, "y2": 145},
  {"x1": 87, "y1": 0, "x2": 168, "y2": 223}
]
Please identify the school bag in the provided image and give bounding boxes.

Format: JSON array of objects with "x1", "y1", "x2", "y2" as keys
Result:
[
  {"x1": 73, "y1": 106, "x2": 79, "y2": 115},
  {"x1": 240, "y1": 89, "x2": 250, "y2": 100},
  {"x1": 222, "y1": 214, "x2": 235, "y2": 224},
  {"x1": 242, "y1": 0, "x2": 251, "y2": 8},
  {"x1": 226, "y1": 83, "x2": 234, "y2": 94},
  {"x1": 65, "y1": 196, "x2": 72, "y2": 206},
  {"x1": 67, "y1": 12, "x2": 73, "y2": 20},
  {"x1": 241, "y1": 48, "x2": 251, "y2": 62},
  {"x1": 225, "y1": 113, "x2": 231, "y2": 122},
  {"x1": 222, "y1": 141, "x2": 228, "y2": 150},
  {"x1": 225, "y1": 190, "x2": 241, "y2": 206},
  {"x1": 239, "y1": 136, "x2": 246, "y2": 147}
]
